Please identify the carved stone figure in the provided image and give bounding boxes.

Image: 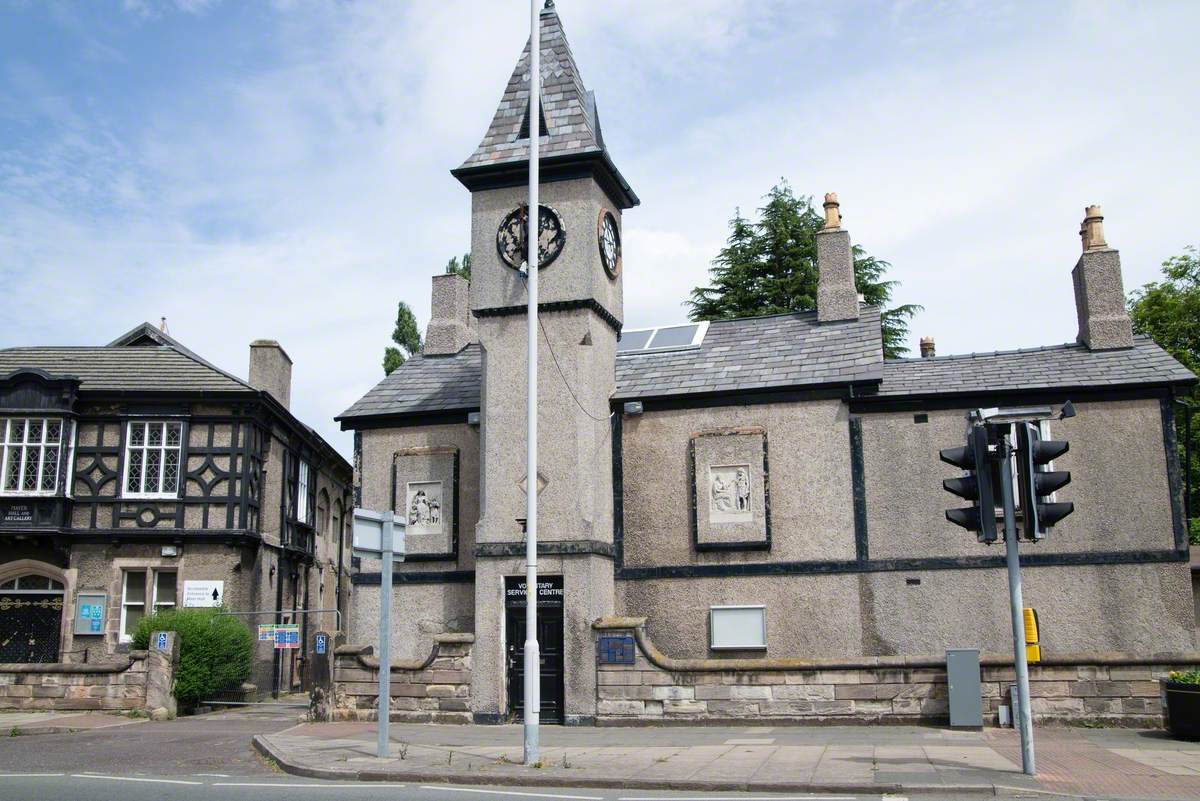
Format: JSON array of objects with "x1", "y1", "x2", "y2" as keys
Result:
[
  {"x1": 708, "y1": 465, "x2": 752, "y2": 523},
  {"x1": 405, "y1": 481, "x2": 444, "y2": 536}
]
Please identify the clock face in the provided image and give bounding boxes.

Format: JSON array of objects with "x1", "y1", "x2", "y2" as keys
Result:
[
  {"x1": 598, "y1": 211, "x2": 621, "y2": 279},
  {"x1": 496, "y1": 204, "x2": 566, "y2": 271}
]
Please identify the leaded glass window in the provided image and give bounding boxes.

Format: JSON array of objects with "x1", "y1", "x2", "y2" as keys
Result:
[
  {"x1": 123, "y1": 421, "x2": 183, "y2": 498},
  {"x1": 0, "y1": 417, "x2": 64, "y2": 496}
]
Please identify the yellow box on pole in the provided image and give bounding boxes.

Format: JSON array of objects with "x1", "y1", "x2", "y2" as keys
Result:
[{"x1": 1023, "y1": 608, "x2": 1040, "y2": 664}]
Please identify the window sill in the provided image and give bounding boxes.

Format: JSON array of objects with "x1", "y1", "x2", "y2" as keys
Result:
[
  {"x1": 0, "y1": 491, "x2": 60, "y2": 498},
  {"x1": 122, "y1": 494, "x2": 180, "y2": 501}
]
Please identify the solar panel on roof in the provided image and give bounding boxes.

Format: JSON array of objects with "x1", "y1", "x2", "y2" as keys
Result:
[{"x1": 617, "y1": 322, "x2": 708, "y2": 355}]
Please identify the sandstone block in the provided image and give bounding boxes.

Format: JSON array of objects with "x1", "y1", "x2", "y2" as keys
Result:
[
  {"x1": 598, "y1": 699, "x2": 643, "y2": 716},
  {"x1": 773, "y1": 684, "x2": 834, "y2": 701},
  {"x1": 730, "y1": 685, "x2": 771, "y2": 700},
  {"x1": 834, "y1": 684, "x2": 877, "y2": 700},
  {"x1": 1094, "y1": 681, "x2": 1132, "y2": 697},
  {"x1": 662, "y1": 699, "x2": 706, "y2": 715},
  {"x1": 706, "y1": 700, "x2": 761, "y2": 716},
  {"x1": 651, "y1": 686, "x2": 694, "y2": 701},
  {"x1": 694, "y1": 684, "x2": 733, "y2": 700},
  {"x1": 757, "y1": 700, "x2": 814, "y2": 716}
]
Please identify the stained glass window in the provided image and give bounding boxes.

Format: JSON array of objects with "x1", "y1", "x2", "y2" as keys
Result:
[
  {"x1": 0, "y1": 417, "x2": 65, "y2": 496},
  {"x1": 124, "y1": 422, "x2": 184, "y2": 497}
]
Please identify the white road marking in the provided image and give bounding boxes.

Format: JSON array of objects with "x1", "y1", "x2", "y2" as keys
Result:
[
  {"x1": 618, "y1": 797, "x2": 856, "y2": 801},
  {"x1": 214, "y1": 783, "x2": 408, "y2": 788},
  {"x1": 194, "y1": 772, "x2": 232, "y2": 777},
  {"x1": 72, "y1": 774, "x2": 202, "y2": 785},
  {"x1": 723, "y1": 738, "x2": 776, "y2": 745},
  {"x1": 0, "y1": 773, "x2": 65, "y2": 778},
  {"x1": 422, "y1": 786, "x2": 604, "y2": 801}
]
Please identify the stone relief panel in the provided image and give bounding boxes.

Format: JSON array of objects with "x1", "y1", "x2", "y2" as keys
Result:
[
  {"x1": 691, "y1": 429, "x2": 770, "y2": 550},
  {"x1": 708, "y1": 464, "x2": 753, "y2": 523},
  {"x1": 406, "y1": 481, "x2": 444, "y2": 537},
  {"x1": 393, "y1": 447, "x2": 458, "y2": 560}
]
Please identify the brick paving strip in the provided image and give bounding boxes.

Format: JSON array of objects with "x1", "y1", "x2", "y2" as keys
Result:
[{"x1": 986, "y1": 727, "x2": 1200, "y2": 799}]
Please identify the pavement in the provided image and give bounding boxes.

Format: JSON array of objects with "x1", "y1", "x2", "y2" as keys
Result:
[
  {"x1": 254, "y1": 721, "x2": 1200, "y2": 799},
  {"x1": 0, "y1": 709, "x2": 145, "y2": 735}
]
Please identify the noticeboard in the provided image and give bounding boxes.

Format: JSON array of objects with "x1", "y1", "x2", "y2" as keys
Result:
[
  {"x1": 274, "y1": 624, "x2": 301, "y2": 650},
  {"x1": 74, "y1": 592, "x2": 107, "y2": 636}
]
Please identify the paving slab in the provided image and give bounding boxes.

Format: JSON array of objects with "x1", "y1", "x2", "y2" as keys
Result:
[{"x1": 255, "y1": 722, "x2": 1200, "y2": 799}]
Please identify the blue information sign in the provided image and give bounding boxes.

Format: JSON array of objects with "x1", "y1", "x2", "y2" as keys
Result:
[
  {"x1": 315, "y1": 634, "x2": 327, "y2": 655},
  {"x1": 156, "y1": 632, "x2": 168, "y2": 651}
]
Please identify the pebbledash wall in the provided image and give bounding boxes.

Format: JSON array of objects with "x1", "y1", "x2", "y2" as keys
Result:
[{"x1": 0, "y1": 630, "x2": 179, "y2": 714}]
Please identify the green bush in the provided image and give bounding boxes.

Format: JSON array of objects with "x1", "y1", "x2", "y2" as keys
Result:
[
  {"x1": 1168, "y1": 670, "x2": 1200, "y2": 685},
  {"x1": 132, "y1": 608, "x2": 253, "y2": 707}
]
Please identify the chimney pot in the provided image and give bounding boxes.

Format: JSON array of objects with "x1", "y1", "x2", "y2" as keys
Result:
[
  {"x1": 817, "y1": 192, "x2": 858, "y2": 323},
  {"x1": 919, "y1": 337, "x2": 936, "y2": 358},
  {"x1": 1080, "y1": 204, "x2": 1107, "y2": 251},
  {"x1": 822, "y1": 192, "x2": 841, "y2": 230},
  {"x1": 248, "y1": 340, "x2": 293, "y2": 409}
]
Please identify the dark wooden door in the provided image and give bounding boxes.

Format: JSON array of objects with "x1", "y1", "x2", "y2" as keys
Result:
[{"x1": 506, "y1": 606, "x2": 565, "y2": 723}]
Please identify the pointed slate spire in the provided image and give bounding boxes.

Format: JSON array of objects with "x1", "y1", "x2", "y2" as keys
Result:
[{"x1": 453, "y1": 4, "x2": 637, "y2": 208}]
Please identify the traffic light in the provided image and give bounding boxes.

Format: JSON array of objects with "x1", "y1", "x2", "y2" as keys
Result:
[
  {"x1": 940, "y1": 424, "x2": 998, "y2": 544},
  {"x1": 1015, "y1": 422, "x2": 1073, "y2": 541}
]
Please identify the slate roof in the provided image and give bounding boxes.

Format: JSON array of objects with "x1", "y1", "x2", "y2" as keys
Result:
[
  {"x1": 337, "y1": 347, "x2": 483, "y2": 421},
  {"x1": 337, "y1": 308, "x2": 886, "y2": 423},
  {"x1": 614, "y1": 308, "x2": 884, "y2": 400},
  {"x1": 877, "y1": 335, "x2": 1196, "y2": 397},
  {"x1": 0, "y1": 344, "x2": 253, "y2": 394},
  {"x1": 457, "y1": 7, "x2": 605, "y2": 171},
  {"x1": 337, "y1": 309, "x2": 1197, "y2": 425}
]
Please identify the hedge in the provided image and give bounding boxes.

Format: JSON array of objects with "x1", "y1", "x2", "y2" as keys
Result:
[{"x1": 132, "y1": 608, "x2": 253, "y2": 707}]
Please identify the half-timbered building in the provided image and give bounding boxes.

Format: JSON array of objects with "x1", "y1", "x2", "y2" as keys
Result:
[{"x1": 0, "y1": 324, "x2": 351, "y2": 697}]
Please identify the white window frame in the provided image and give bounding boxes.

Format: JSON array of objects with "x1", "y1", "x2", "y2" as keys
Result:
[
  {"x1": 0, "y1": 417, "x2": 65, "y2": 497},
  {"x1": 297, "y1": 461, "x2": 311, "y2": 524},
  {"x1": 122, "y1": 421, "x2": 184, "y2": 500},
  {"x1": 119, "y1": 568, "x2": 177, "y2": 643},
  {"x1": 119, "y1": 570, "x2": 146, "y2": 643},
  {"x1": 153, "y1": 570, "x2": 177, "y2": 614}
]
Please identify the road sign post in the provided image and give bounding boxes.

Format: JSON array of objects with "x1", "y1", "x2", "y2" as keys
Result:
[
  {"x1": 353, "y1": 507, "x2": 405, "y2": 759},
  {"x1": 997, "y1": 434, "x2": 1035, "y2": 775}
]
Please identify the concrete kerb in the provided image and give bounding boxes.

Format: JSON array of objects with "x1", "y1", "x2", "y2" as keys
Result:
[{"x1": 251, "y1": 733, "x2": 1057, "y2": 797}]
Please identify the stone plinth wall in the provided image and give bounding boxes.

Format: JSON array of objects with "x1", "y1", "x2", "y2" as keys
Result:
[
  {"x1": 330, "y1": 632, "x2": 473, "y2": 723},
  {"x1": 0, "y1": 632, "x2": 178, "y2": 713},
  {"x1": 594, "y1": 617, "x2": 1199, "y2": 727}
]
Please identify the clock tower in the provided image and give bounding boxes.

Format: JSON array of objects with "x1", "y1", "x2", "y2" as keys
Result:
[{"x1": 452, "y1": 2, "x2": 638, "y2": 724}]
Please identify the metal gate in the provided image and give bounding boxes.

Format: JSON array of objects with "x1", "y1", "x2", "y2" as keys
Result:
[{"x1": 0, "y1": 592, "x2": 63, "y2": 663}]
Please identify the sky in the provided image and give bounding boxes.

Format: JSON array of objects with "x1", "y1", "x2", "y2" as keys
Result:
[{"x1": 2, "y1": 0, "x2": 1198, "y2": 459}]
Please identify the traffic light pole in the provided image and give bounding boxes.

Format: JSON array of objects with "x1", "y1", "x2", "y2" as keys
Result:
[{"x1": 998, "y1": 436, "x2": 1035, "y2": 775}]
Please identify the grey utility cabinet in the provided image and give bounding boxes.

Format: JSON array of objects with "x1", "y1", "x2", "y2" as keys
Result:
[{"x1": 946, "y1": 648, "x2": 983, "y2": 728}]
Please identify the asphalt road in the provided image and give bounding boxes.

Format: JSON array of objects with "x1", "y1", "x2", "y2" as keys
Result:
[{"x1": 0, "y1": 706, "x2": 1089, "y2": 801}]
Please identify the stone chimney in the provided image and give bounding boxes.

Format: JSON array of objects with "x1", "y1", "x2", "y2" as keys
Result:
[
  {"x1": 920, "y1": 337, "x2": 936, "y2": 358},
  {"x1": 424, "y1": 273, "x2": 475, "y2": 356},
  {"x1": 249, "y1": 340, "x2": 292, "y2": 409},
  {"x1": 1072, "y1": 205, "x2": 1133, "y2": 350},
  {"x1": 817, "y1": 193, "x2": 859, "y2": 323}
]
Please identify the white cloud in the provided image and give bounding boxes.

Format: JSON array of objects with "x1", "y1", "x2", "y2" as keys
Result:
[{"x1": 2, "y1": 0, "x2": 1198, "y2": 460}]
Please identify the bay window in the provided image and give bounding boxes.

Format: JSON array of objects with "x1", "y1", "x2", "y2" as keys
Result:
[{"x1": 1, "y1": 417, "x2": 64, "y2": 496}]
